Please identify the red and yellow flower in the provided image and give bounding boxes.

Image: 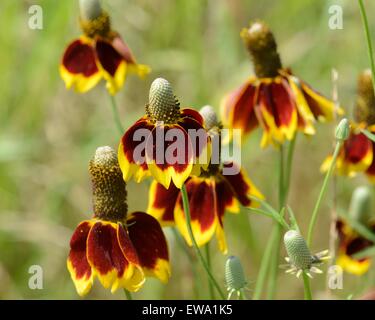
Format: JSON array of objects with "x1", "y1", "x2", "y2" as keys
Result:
[
  {"x1": 118, "y1": 78, "x2": 211, "y2": 189},
  {"x1": 336, "y1": 219, "x2": 375, "y2": 275},
  {"x1": 67, "y1": 146, "x2": 170, "y2": 296},
  {"x1": 147, "y1": 106, "x2": 263, "y2": 253},
  {"x1": 221, "y1": 21, "x2": 341, "y2": 147},
  {"x1": 321, "y1": 70, "x2": 375, "y2": 181},
  {"x1": 60, "y1": 0, "x2": 150, "y2": 95}
]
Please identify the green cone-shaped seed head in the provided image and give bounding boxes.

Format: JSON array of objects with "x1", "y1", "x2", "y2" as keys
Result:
[
  {"x1": 349, "y1": 186, "x2": 372, "y2": 224},
  {"x1": 89, "y1": 146, "x2": 128, "y2": 222},
  {"x1": 225, "y1": 256, "x2": 247, "y2": 291},
  {"x1": 147, "y1": 78, "x2": 180, "y2": 123},
  {"x1": 80, "y1": 0, "x2": 102, "y2": 21},
  {"x1": 284, "y1": 230, "x2": 313, "y2": 270},
  {"x1": 335, "y1": 118, "x2": 350, "y2": 141},
  {"x1": 200, "y1": 105, "x2": 219, "y2": 130}
]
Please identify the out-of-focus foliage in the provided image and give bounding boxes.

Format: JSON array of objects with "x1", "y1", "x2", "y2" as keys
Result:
[{"x1": 0, "y1": 0, "x2": 374, "y2": 299}]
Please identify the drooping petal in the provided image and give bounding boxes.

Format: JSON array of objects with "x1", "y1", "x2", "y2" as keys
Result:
[
  {"x1": 174, "y1": 177, "x2": 218, "y2": 248},
  {"x1": 95, "y1": 39, "x2": 127, "y2": 95},
  {"x1": 60, "y1": 37, "x2": 102, "y2": 93},
  {"x1": 127, "y1": 212, "x2": 171, "y2": 283},
  {"x1": 147, "y1": 180, "x2": 180, "y2": 226},
  {"x1": 116, "y1": 224, "x2": 145, "y2": 292},
  {"x1": 178, "y1": 111, "x2": 211, "y2": 174},
  {"x1": 301, "y1": 81, "x2": 343, "y2": 121},
  {"x1": 220, "y1": 79, "x2": 259, "y2": 136},
  {"x1": 220, "y1": 162, "x2": 264, "y2": 208},
  {"x1": 337, "y1": 236, "x2": 373, "y2": 276},
  {"x1": 86, "y1": 221, "x2": 135, "y2": 292},
  {"x1": 111, "y1": 35, "x2": 151, "y2": 79},
  {"x1": 146, "y1": 124, "x2": 193, "y2": 189},
  {"x1": 213, "y1": 179, "x2": 239, "y2": 254},
  {"x1": 365, "y1": 125, "x2": 375, "y2": 182},
  {"x1": 257, "y1": 78, "x2": 298, "y2": 147},
  {"x1": 118, "y1": 118, "x2": 152, "y2": 183},
  {"x1": 285, "y1": 74, "x2": 316, "y2": 135},
  {"x1": 67, "y1": 220, "x2": 94, "y2": 296}
]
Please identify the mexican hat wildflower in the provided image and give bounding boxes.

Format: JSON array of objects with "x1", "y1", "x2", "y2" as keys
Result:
[
  {"x1": 336, "y1": 186, "x2": 375, "y2": 275},
  {"x1": 60, "y1": 0, "x2": 150, "y2": 95},
  {"x1": 221, "y1": 21, "x2": 341, "y2": 147},
  {"x1": 118, "y1": 78, "x2": 211, "y2": 189},
  {"x1": 147, "y1": 106, "x2": 263, "y2": 253},
  {"x1": 321, "y1": 70, "x2": 375, "y2": 181},
  {"x1": 67, "y1": 146, "x2": 170, "y2": 296}
]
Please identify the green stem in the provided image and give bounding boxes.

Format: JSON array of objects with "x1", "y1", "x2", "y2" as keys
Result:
[
  {"x1": 171, "y1": 228, "x2": 201, "y2": 299},
  {"x1": 205, "y1": 244, "x2": 215, "y2": 300},
  {"x1": 254, "y1": 137, "x2": 296, "y2": 300},
  {"x1": 302, "y1": 272, "x2": 312, "y2": 300},
  {"x1": 181, "y1": 185, "x2": 225, "y2": 299},
  {"x1": 253, "y1": 225, "x2": 279, "y2": 299},
  {"x1": 307, "y1": 141, "x2": 342, "y2": 246},
  {"x1": 239, "y1": 289, "x2": 246, "y2": 300},
  {"x1": 108, "y1": 94, "x2": 124, "y2": 134},
  {"x1": 124, "y1": 289, "x2": 133, "y2": 300},
  {"x1": 358, "y1": 0, "x2": 375, "y2": 94}
]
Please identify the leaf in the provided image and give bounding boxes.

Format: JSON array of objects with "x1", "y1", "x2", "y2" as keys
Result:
[{"x1": 360, "y1": 128, "x2": 375, "y2": 142}]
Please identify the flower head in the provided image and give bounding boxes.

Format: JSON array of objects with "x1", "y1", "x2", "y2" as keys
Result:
[
  {"x1": 336, "y1": 186, "x2": 375, "y2": 275},
  {"x1": 67, "y1": 146, "x2": 170, "y2": 296},
  {"x1": 321, "y1": 70, "x2": 375, "y2": 181},
  {"x1": 60, "y1": 0, "x2": 150, "y2": 95},
  {"x1": 146, "y1": 107, "x2": 263, "y2": 253},
  {"x1": 118, "y1": 78, "x2": 211, "y2": 189},
  {"x1": 221, "y1": 21, "x2": 341, "y2": 148},
  {"x1": 282, "y1": 230, "x2": 330, "y2": 278}
]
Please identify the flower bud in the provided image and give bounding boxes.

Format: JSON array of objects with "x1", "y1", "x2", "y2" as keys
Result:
[
  {"x1": 284, "y1": 230, "x2": 313, "y2": 270},
  {"x1": 200, "y1": 105, "x2": 219, "y2": 130},
  {"x1": 335, "y1": 118, "x2": 350, "y2": 141},
  {"x1": 89, "y1": 146, "x2": 128, "y2": 222},
  {"x1": 225, "y1": 256, "x2": 247, "y2": 291},
  {"x1": 349, "y1": 186, "x2": 372, "y2": 224},
  {"x1": 240, "y1": 21, "x2": 282, "y2": 78},
  {"x1": 147, "y1": 78, "x2": 180, "y2": 123}
]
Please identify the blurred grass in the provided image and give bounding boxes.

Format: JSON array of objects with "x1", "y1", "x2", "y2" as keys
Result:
[{"x1": 1, "y1": 0, "x2": 375, "y2": 299}]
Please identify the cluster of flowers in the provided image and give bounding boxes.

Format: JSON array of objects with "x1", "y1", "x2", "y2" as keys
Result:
[{"x1": 61, "y1": 0, "x2": 375, "y2": 296}]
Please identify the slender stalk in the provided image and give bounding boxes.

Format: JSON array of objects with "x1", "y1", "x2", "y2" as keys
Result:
[
  {"x1": 108, "y1": 94, "x2": 124, "y2": 134},
  {"x1": 327, "y1": 69, "x2": 339, "y2": 295},
  {"x1": 307, "y1": 141, "x2": 343, "y2": 246},
  {"x1": 180, "y1": 185, "x2": 225, "y2": 299},
  {"x1": 253, "y1": 228, "x2": 277, "y2": 299},
  {"x1": 239, "y1": 289, "x2": 246, "y2": 300},
  {"x1": 254, "y1": 137, "x2": 296, "y2": 299},
  {"x1": 358, "y1": 0, "x2": 375, "y2": 94},
  {"x1": 267, "y1": 137, "x2": 296, "y2": 299},
  {"x1": 205, "y1": 244, "x2": 215, "y2": 300},
  {"x1": 124, "y1": 289, "x2": 133, "y2": 300},
  {"x1": 302, "y1": 272, "x2": 312, "y2": 300},
  {"x1": 171, "y1": 228, "x2": 201, "y2": 299}
]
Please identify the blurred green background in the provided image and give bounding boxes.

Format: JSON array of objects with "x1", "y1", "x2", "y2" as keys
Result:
[{"x1": 1, "y1": 0, "x2": 375, "y2": 299}]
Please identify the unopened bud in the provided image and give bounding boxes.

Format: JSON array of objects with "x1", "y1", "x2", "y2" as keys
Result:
[
  {"x1": 225, "y1": 256, "x2": 247, "y2": 291},
  {"x1": 335, "y1": 118, "x2": 350, "y2": 141},
  {"x1": 349, "y1": 186, "x2": 372, "y2": 224},
  {"x1": 284, "y1": 230, "x2": 313, "y2": 270}
]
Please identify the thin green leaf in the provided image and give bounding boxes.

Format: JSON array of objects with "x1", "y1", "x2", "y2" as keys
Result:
[{"x1": 361, "y1": 128, "x2": 375, "y2": 142}]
